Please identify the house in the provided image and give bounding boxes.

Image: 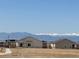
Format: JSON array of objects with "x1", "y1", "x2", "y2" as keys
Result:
[
  {"x1": 5, "y1": 39, "x2": 19, "y2": 48},
  {"x1": 50, "y1": 39, "x2": 77, "y2": 49},
  {"x1": 42, "y1": 41, "x2": 48, "y2": 48},
  {"x1": 49, "y1": 41, "x2": 56, "y2": 49},
  {"x1": 0, "y1": 36, "x2": 78, "y2": 49},
  {"x1": 18, "y1": 36, "x2": 43, "y2": 48},
  {"x1": 76, "y1": 42, "x2": 79, "y2": 49},
  {"x1": 0, "y1": 40, "x2": 5, "y2": 47}
]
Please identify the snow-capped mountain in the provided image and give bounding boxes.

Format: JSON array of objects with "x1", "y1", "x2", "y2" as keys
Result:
[
  {"x1": 0, "y1": 32, "x2": 79, "y2": 42},
  {"x1": 35, "y1": 33, "x2": 79, "y2": 36},
  {"x1": 35, "y1": 33, "x2": 79, "y2": 42}
]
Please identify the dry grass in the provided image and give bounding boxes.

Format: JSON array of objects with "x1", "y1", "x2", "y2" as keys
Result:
[
  {"x1": 11, "y1": 48, "x2": 79, "y2": 58},
  {"x1": 0, "y1": 48, "x2": 79, "y2": 58}
]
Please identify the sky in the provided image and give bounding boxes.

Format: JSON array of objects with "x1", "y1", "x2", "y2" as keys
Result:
[{"x1": 0, "y1": 0, "x2": 79, "y2": 34}]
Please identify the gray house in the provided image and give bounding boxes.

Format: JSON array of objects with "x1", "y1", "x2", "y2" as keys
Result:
[
  {"x1": 0, "y1": 40, "x2": 5, "y2": 47},
  {"x1": 5, "y1": 39, "x2": 19, "y2": 48},
  {"x1": 50, "y1": 39, "x2": 77, "y2": 49}
]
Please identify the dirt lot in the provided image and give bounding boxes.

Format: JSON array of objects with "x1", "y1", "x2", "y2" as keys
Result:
[{"x1": 0, "y1": 48, "x2": 79, "y2": 58}]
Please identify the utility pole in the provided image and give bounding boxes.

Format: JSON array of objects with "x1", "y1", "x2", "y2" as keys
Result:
[{"x1": 8, "y1": 35, "x2": 10, "y2": 48}]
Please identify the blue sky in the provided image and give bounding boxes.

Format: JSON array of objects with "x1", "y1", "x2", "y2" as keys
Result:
[{"x1": 0, "y1": 0, "x2": 79, "y2": 34}]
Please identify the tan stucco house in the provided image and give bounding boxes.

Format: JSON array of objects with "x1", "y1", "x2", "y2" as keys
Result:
[{"x1": 19, "y1": 36, "x2": 43, "y2": 48}]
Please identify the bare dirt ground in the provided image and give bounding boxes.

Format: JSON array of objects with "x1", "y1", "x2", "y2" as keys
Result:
[{"x1": 0, "y1": 48, "x2": 79, "y2": 58}]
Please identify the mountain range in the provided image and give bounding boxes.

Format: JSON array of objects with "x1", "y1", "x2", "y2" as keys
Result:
[{"x1": 0, "y1": 32, "x2": 79, "y2": 42}]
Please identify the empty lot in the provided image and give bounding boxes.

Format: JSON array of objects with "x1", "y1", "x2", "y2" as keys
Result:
[{"x1": 0, "y1": 48, "x2": 79, "y2": 58}]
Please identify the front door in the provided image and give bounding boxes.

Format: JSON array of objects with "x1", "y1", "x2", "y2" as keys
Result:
[
  {"x1": 72, "y1": 44, "x2": 76, "y2": 49},
  {"x1": 27, "y1": 43, "x2": 31, "y2": 48},
  {"x1": 20, "y1": 43, "x2": 23, "y2": 47},
  {"x1": 72, "y1": 44, "x2": 75, "y2": 49},
  {"x1": 42, "y1": 41, "x2": 47, "y2": 48}
]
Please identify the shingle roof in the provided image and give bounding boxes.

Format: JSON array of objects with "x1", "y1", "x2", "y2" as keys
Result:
[
  {"x1": 54, "y1": 38, "x2": 76, "y2": 44},
  {"x1": 19, "y1": 36, "x2": 42, "y2": 42}
]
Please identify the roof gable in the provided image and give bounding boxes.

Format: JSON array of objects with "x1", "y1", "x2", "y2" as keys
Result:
[
  {"x1": 19, "y1": 36, "x2": 42, "y2": 42},
  {"x1": 54, "y1": 38, "x2": 76, "y2": 44}
]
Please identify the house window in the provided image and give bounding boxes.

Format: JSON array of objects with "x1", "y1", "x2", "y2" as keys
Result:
[
  {"x1": 28, "y1": 43, "x2": 31, "y2": 47},
  {"x1": 20, "y1": 43, "x2": 23, "y2": 47},
  {"x1": 42, "y1": 41, "x2": 47, "y2": 48},
  {"x1": 65, "y1": 45, "x2": 67, "y2": 48},
  {"x1": 72, "y1": 44, "x2": 76, "y2": 49}
]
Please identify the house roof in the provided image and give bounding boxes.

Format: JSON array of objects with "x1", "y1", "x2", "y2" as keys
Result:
[
  {"x1": 0, "y1": 40, "x2": 5, "y2": 42},
  {"x1": 19, "y1": 36, "x2": 42, "y2": 42},
  {"x1": 52, "y1": 38, "x2": 76, "y2": 44}
]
